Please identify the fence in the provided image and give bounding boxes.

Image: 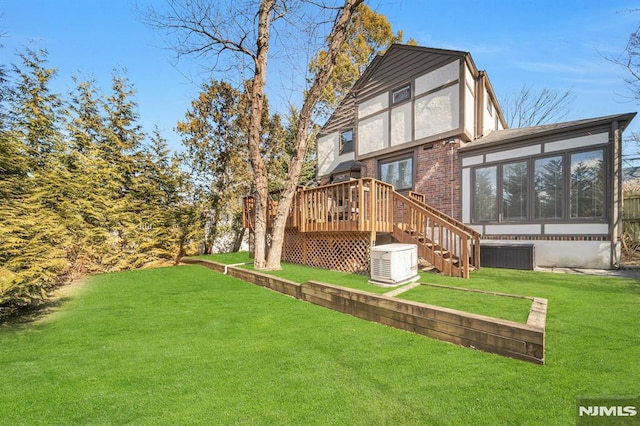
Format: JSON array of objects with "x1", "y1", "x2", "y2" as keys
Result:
[{"x1": 623, "y1": 196, "x2": 640, "y2": 257}]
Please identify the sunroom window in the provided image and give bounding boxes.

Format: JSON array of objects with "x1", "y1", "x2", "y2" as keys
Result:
[
  {"x1": 502, "y1": 161, "x2": 528, "y2": 220},
  {"x1": 471, "y1": 148, "x2": 607, "y2": 224},
  {"x1": 473, "y1": 166, "x2": 497, "y2": 221},
  {"x1": 534, "y1": 155, "x2": 563, "y2": 219},
  {"x1": 570, "y1": 150, "x2": 604, "y2": 218}
]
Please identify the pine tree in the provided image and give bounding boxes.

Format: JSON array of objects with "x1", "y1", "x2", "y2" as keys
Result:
[
  {"x1": 0, "y1": 48, "x2": 71, "y2": 314},
  {"x1": 100, "y1": 71, "x2": 147, "y2": 269},
  {"x1": 134, "y1": 129, "x2": 183, "y2": 264},
  {"x1": 65, "y1": 77, "x2": 116, "y2": 274},
  {"x1": 11, "y1": 48, "x2": 65, "y2": 170}
]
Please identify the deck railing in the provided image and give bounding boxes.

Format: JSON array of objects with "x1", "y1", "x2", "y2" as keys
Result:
[
  {"x1": 243, "y1": 178, "x2": 478, "y2": 277},
  {"x1": 298, "y1": 178, "x2": 393, "y2": 233}
]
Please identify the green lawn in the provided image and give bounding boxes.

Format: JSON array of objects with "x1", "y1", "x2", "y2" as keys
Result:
[
  {"x1": 1, "y1": 262, "x2": 638, "y2": 424},
  {"x1": 194, "y1": 252, "x2": 534, "y2": 322},
  {"x1": 397, "y1": 284, "x2": 533, "y2": 323}
]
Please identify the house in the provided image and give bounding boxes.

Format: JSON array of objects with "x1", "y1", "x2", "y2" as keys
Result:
[{"x1": 244, "y1": 44, "x2": 635, "y2": 276}]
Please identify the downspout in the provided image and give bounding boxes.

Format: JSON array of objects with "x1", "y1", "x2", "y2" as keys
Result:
[
  {"x1": 611, "y1": 121, "x2": 622, "y2": 268},
  {"x1": 450, "y1": 142, "x2": 455, "y2": 217}
]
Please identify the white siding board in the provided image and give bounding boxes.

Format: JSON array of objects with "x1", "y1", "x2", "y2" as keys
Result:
[
  {"x1": 545, "y1": 223, "x2": 608, "y2": 235},
  {"x1": 462, "y1": 155, "x2": 484, "y2": 167},
  {"x1": 544, "y1": 132, "x2": 608, "y2": 153},
  {"x1": 485, "y1": 145, "x2": 542, "y2": 163},
  {"x1": 484, "y1": 224, "x2": 542, "y2": 235},
  {"x1": 462, "y1": 167, "x2": 471, "y2": 223}
]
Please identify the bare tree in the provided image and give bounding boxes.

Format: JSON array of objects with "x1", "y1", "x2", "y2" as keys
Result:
[
  {"x1": 143, "y1": 0, "x2": 363, "y2": 269},
  {"x1": 608, "y1": 19, "x2": 640, "y2": 167},
  {"x1": 500, "y1": 84, "x2": 575, "y2": 128},
  {"x1": 612, "y1": 21, "x2": 640, "y2": 101}
]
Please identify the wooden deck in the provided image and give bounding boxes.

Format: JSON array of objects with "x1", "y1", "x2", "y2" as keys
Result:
[{"x1": 243, "y1": 178, "x2": 481, "y2": 278}]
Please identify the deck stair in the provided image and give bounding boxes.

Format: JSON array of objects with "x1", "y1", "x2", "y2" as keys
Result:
[{"x1": 243, "y1": 178, "x2": 481, "y2": 278}]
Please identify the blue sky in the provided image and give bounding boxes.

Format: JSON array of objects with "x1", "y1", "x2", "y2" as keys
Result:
[{"x1": 2, "y1": 0, "x2": 640, "y2": 153}]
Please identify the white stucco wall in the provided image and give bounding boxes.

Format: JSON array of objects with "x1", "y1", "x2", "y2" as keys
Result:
[
  {"x1": 415, "y1": 84, "x2": 459, "y2": 139},
  {"x1": 481, "y1": 240, "x2": 613, "y2": 269},
  {"x1": 464, "y1": 65, "x2": 475, "y2": 137},
  {"x1": 358, "y1": 112, "x2": 388, "y2": 156},
  {"x1": 317, "y1": 132, "x2": 355, "y2": 178},
  {"x1": 534, "y1": 240, "x2": 612, "y2": 269},
  {"x1": 482, "y1": 88, "x2": 497, "y2": 135},
  {"x1": 358, "y1": 93, "x2": 388, "y2": 118},
  {"x1": 390, "y1": 102, "x2": 412, "y2": 146},
  {"x1": 415, "y1": 60, "x2": 459, "y2": 95}
]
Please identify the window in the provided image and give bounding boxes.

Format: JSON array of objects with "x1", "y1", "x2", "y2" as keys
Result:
[
  {"x1": 502, "y1": 161, "x2": 528, "y2": 220},
  {"x1": 339, "y1": 129, "x2": 353, "y2": 155},
  {"x1": 487, "y1": 99, "x2": 494, "y2": 116},
  {"x1": 473, "y1": 166, "x2": 497, "y2": 221},
  {"x1": 570, "y1": 150, "x2": 604, "y2": 218},
  {"x1": 392, "y1": 85, "x2": 411, "y2": 105},
  {"x1": 534, "y1": 156, "x2": 563, "y2": 219},
  {"x1": 380, "y1": 156, "x2": 413, "y2": 190},
  {"x1": 470, "y1": 147, "x2": 607, "y2": 224}
]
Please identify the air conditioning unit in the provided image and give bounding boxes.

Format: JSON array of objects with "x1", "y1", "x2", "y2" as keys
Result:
[{"x1": 369, "y1": 243, "x2": 419, "y2": 287}]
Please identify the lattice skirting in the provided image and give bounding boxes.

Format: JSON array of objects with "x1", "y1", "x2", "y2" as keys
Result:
[{"x1": 283, "y1": 230, "x2": 372, "y2": 274}]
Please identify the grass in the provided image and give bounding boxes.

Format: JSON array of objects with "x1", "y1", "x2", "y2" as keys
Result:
[
  {"x1": 0, "y1": 262, "x2": 638, "y2": 424},
  {"x1": 193, "y1": 251, "x2": 383, "y2": 291},
  {"x1": 193, "y1": 252, "x2": 534, "y2": 322},
  {"x1": 397, "y1": 284, "x2": 533, "y2": 323}
]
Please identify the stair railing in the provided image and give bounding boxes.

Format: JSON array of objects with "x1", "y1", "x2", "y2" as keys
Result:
[
  {"x1": 391, "y1": 191, "x2": 474, "y2": 278},
  {"x1": 408, "y1": 191, "x2": 481, "y2": 270}
]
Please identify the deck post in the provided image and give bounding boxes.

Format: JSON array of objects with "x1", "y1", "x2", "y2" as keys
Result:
[
  {"x1": 358, "y1": 179, "x2": 365, "y2": 231},
  {"x1": 370, "y1": 179, "x2": 377, "y2": 233}
]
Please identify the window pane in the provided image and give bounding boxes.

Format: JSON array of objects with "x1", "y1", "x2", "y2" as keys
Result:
[
  {"x1": 502, "y1": 161, "x2": 528, "y2": 220},
  {"x1": 392, "y1": 85, "x2": 411, "y2": 104},
  {"x1": 534, "y1": 156, "x2": 563, "y2": 219},
  {"x1": 380, "y1": 157, "x2": 413, "y2": 190},
  {"x1": 570, "y1": 150, "x2": 604, "y2": 218},
  {"x1": 340, "y1": 130, "x2": 353, "y2": 154},
  {"x1": 474, "y1": 166, "x2": 497, "y2": 221}
]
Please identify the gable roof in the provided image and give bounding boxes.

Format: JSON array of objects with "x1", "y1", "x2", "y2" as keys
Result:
[
  {"x1": 319, "y1": 44, "x2": 480, "y2": 137},
  {"x1": 459, "y1": 113, "x2": 637, "y2": 153}
]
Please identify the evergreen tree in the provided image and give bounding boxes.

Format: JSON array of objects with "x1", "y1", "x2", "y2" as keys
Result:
[
  {"x1": 134, "y1": 128, "x2": 184, "y2": 264},
  {"x1": 1, "y1": 48, "x2": 71, "y2": 314},
  {"x1": 100, "y1": 72, "x2": 148, "y2": 269},
  {"x1": 65, "y1": 77, "x2": 115, "y2": 273},
  {"x1": 11, "y1": 48, "x2": 65, "y2": 170}
]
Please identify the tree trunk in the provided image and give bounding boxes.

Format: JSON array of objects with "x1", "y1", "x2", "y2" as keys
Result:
[
  {"x1": 231, "y1": 226, "x2": 246, "y2": 252},
  {"x1": 247, "y1": 0, "x2": 275, "y2": 269},
  {"x1": 264, "y1": 0, "x2": 363, "y2": 270}
]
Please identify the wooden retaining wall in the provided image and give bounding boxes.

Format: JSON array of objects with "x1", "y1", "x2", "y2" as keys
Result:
[{"x1": 182, "y1": 258, "x2": 546, "y2": 364}]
